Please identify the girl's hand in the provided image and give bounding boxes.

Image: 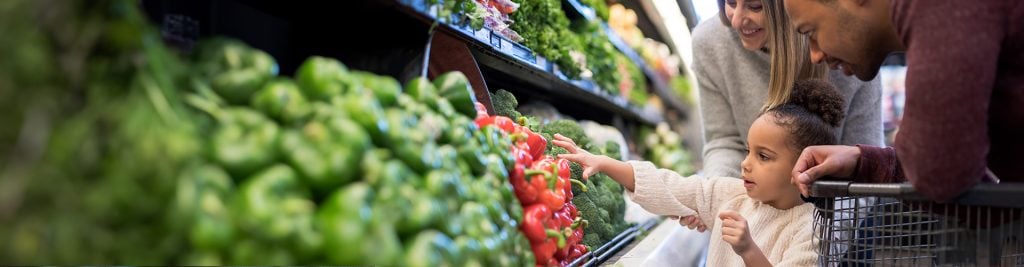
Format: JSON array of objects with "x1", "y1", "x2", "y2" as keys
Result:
[
  {"x1": 552, "y1": 134, "x2": 603, "y2": 178},
  {"x1": 719, "y1": 210, "x2": 756, "y2": 255},
  {"x1": 668, "y1": 215, "x2": 707, "y2": 232}
]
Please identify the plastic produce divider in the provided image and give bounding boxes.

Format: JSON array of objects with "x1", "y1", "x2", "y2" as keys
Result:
[
  {"x1": 566, "y1": 217, "x2": 662, "y2": 267},
  {"x1": 421, "y1": 22, "x2": 438, "y2": 78},
  {"x1": 426, "y1": 29, "x2": 495, "y2": 113}
]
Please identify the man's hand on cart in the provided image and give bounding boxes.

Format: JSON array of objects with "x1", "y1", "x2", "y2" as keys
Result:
[{"x1": 791, "y1": 145, "x2": 861, "y2": 197}]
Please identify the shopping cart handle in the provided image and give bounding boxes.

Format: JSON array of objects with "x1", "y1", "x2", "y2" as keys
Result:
[
  {"x1": 809, "y1": 180, "x2": 919, "y2": 198},
  {"x1": 810, "y1": 180, "x2": 1024, "y2": 208}
]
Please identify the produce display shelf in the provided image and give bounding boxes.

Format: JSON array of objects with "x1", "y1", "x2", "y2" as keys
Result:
[
  {"x1": 564, "y1": 0, "x2": 690, "y2": 117},
  {"x1": 566, "y1": 217, "x2": 661, "y2": 267},
  {"x1": 392, "y1": 0, "x2": 662, "y2": 125}
]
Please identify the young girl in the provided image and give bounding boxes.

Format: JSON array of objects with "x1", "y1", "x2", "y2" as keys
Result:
[{"x1": 556, "y1": 79, "x2": 846, "y2": 266}]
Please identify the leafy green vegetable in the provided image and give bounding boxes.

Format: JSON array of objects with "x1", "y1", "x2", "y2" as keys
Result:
[{"x1": 511, "y1": 0, "x2": 583, "y2": 78}]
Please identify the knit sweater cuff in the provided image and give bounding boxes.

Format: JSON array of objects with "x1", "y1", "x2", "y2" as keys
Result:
[
  {"x1": 853, "y1": 145, "x2": 902, "y2": 183},
  {"x1": 625, "y1": 160, "x2": 658, "y2": 204}
]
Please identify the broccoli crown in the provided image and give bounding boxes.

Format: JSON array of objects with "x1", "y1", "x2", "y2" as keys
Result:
[
  {"x1": 582, "y1": 233, "x2": 602, "y2": 248},
  {"x1": 491, "y1": 89, "x2": 521, "y2": 119},
  {"x1": 538, "y1": 119, "x2": 590, "y2": 150},
  {"x1": 602, "y1": 140, "x2": 621, "y2": 160}
]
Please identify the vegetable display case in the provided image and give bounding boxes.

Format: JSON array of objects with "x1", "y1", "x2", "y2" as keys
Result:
[{"x1": 0, "y1": 0, "x2": 693, "y2": 265}]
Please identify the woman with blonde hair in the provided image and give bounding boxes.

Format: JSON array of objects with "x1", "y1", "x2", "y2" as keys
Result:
[{"x1": 643, "y1": 0, "x2": 883, "y2": 265}]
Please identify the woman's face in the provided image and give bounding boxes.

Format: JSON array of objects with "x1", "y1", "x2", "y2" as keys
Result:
[{"x1": 724, "y1": 0, "x2": 768, "y2": 51}]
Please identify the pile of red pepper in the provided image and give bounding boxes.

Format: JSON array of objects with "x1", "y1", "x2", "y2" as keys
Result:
[{"x1": 474, "y1": 103, "x2": 589, "y2": 266}]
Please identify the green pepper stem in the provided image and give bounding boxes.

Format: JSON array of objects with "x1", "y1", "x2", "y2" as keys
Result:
[
  {"x1": 569, "y1": 179, "x2": 587, "y2": 192},
  {"x1": 184, "y1": 93, "x2": 225, "y2": 121},
  {"x1": 546, "y1": 229, "x2": 567, "y2": 249},
  {"x1": 548, "y1": 163, "x2": 560, "y2": 190},
  {"x1": 571, "y1": 218, "x2": 589, "y2": 229},
  {"x1": 510, "y1": 132, "x2": 528, "y2": 142},
  {"x1": 523, "y1": 169, "x2": 552, "y2": 182}
]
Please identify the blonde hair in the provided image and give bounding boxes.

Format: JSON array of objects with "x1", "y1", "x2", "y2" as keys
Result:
[{"x1": 762, "y1": 0, "x2": 827, "y2": 112}]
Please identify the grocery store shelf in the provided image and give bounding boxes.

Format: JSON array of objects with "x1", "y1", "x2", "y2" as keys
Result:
[
  {"x1": 391, "y1": 0, "x2": 663, "y2": 125},
  {"x1": 565, "y1": 0, "x2": 690, "y2": 118},
  {"x1": 564, "y1": 0, "x2": 600, "y2": 22}
]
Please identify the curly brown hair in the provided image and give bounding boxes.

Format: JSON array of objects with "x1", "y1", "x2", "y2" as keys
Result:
[{"x1": 762, "y1": 79, "x2": 845, "y2": 150}]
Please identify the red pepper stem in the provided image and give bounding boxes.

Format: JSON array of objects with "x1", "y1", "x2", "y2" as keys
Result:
[
  {"x1": 546, "y1": 229, "x2": 567, "y2": 249},
  {"x1": 569, "y1": 179, "x2": 587, "y2": 192},
  {"x1": 511, "y1": 132, "x2": 528, "y2": 142},
  {"x1": 572, "y1": 218, "x2": 589, "y2": 229},
  {"x1": 548, "y1": 163, "x2": 560, "y2": 190},
  {"x1": 524, "y1": 169, "x2": 551, "y2": 182}
]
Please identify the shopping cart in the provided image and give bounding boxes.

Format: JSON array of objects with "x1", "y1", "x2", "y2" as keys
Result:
[{"x1": 809, "y1": 181, "x2": 1024, "y2": 266}]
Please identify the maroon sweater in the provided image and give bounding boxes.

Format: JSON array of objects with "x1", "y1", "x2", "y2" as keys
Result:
[{"x1": 851, "y1": 0, "x2": 1024, "y2": 202}]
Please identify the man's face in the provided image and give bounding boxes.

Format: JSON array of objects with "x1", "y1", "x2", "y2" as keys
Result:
[{"x1": 785, "y1": 0, "x2": 890, "y2": 81}]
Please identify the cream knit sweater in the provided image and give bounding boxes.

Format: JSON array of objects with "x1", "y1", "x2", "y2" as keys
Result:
[{"x1": 626, "y1": 161, "x2": 818, "y2": 266}]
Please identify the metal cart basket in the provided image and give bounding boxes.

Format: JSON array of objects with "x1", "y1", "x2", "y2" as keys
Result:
[{"x1": 810, "y1": 181, "x2": 1024, "y2": 266}]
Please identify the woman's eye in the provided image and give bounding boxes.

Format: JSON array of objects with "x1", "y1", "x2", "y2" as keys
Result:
[
  {"x1": 758, "y1": 153, "x2": 770, "y2": 161},
  {"x1": 748, "y1": 3, "x2": 763, "y2": 11},
  {"x1": 727, "y1": 0, "x2": 737, "y2": 7}
]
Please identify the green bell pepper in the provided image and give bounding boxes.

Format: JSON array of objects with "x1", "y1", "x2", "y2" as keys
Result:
[
  {"x1": 296, "y1": 56, "x2": 350, "y2": 101},
  {"x1": 337, "y1": 92, "x2": 389, "y2": 146},
  {"x1": 210, "y1": 108, "x2": 280, "y2": 179},
  {"x1": 251, "y1": 78, "x2": 311, "y2": 124},
  {"x1": 402, "y1": 230, "x2": 459, "y2": 267},
  {"x1": 405, "y1": 77, "x2": 439, "y2": 108},
  {"x1": 396, "y1": 191, "x2": 447, "y2": 236},
  {"x1": 433, "y1": 71, "x2": 478, "y2": 118},
  {"x1": 318, "y1": 182, "x2": 375, "y2": 265},
  {"x1": 195, "y1": 39, "x2": 277, "y2": 105},
  {"x1": 351, "y1": 71, "x2": 401, "y2": 107},
  {"x1": 173, "y1": 164, "x2": 235, "y2": 251},
  {"x1": 232, "y1": 165, "x2": 312, "y2": 242},
  {"x1": 279, "y1": 114, "x2": 370, "y2": 195},
  {"x1": 394, "y1": 140, "x2": 442, "y2": 174}
]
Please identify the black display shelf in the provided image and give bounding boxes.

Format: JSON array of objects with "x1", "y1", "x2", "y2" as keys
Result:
[
  {"x1": 564, "y1": 0, "x2": 690, "y2": 118},
  {"x1": 566, "y1": 217, "x2": 661, "y2": 267},
  {"x1": 391, "y1": 0, "x2": 662, "y2": 125}
]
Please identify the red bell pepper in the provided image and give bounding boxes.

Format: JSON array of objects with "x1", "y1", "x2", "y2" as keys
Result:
[
  {"x1": 517, "y1": 126, "x2": 547, "y2": 160},
  {"x1": 567, "y1": 243, "x2": 588, "y2": 262},
  {"x1": 523, "y1": 204, "x2": 567, "y2": 265},
  {"x1": 532, "y1": 240, "x2": 558, "y2": 266},
  {"x1": 552, "y1": 205, "x2": 574, "y2": 260},
  {"x1": 511, "y1": 165, "x2": 539, "y2": 205},
  {"x1": 529, "y1": 157, "x2": 567, "y2": 211},
  {"x1": 521, "y1": 204, "x2": 553, "y2": 244},
  {"x1": 475, "y1": 115, "x2": 517, "y2": 133}
]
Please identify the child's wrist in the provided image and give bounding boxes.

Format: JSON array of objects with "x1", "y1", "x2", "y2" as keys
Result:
[
  {"x1": 740, "y1": 244, "x2": 761, "y2": 259},
  {"x1": 595, "y1": 155, "x2": 619, "y2": 173}
]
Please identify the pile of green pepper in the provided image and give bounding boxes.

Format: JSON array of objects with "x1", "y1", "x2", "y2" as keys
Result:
[
  {"x1": 174, "y1": 40, "x2": 534, "y2": 265},
  {"x1": 0, "y1": 10, "x2": 532, "y2": 262}
]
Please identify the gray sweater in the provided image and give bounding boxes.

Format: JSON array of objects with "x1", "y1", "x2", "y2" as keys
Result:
[{"x1": 692, "y1": 20, "x2": 884, "y2": 178}]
